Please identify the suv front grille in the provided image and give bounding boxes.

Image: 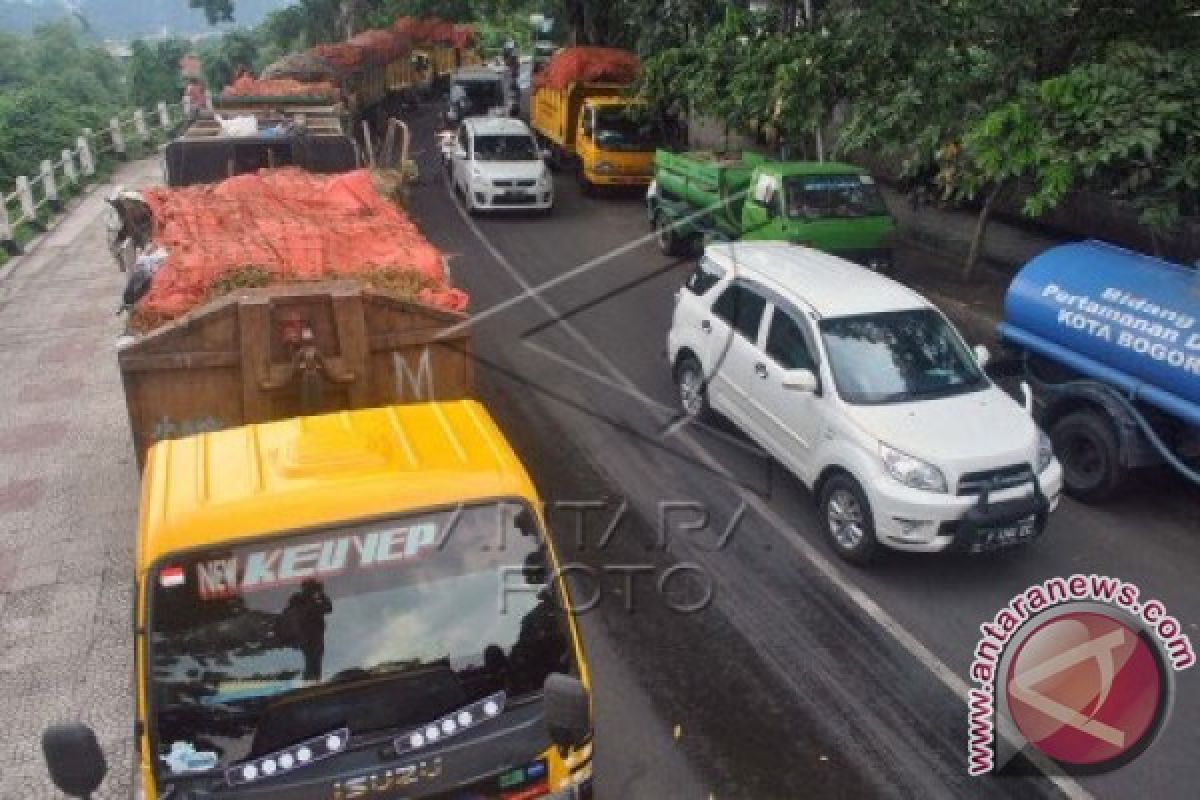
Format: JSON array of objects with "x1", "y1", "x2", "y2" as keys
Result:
[{"x1": 957, "y1": 464, "x2": 1034, "y2": 496}]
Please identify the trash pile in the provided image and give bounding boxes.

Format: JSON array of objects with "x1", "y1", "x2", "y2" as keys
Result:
[
  {"x1": 393, "y1": 17, "x2": 459, "y2": 45},
  {"x1": 221, "y1": 75, "x2": 340, "y2": 99},
  {"x1": 119, "y1": 169, "x2": 467, "y2": 332},
  {"x1": 261, "y1": 52, "x2": 338, "y2": 83},
  {"x1": 533, "y1": 47, "x2": 641, "y2": 90}
]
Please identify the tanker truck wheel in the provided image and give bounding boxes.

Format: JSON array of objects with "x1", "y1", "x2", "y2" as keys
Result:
[{"x1": 1051, "y1": 410, "x2": 1126, "y2": 503}]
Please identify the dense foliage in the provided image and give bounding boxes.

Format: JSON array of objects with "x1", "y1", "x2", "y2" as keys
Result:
[
  {"x1": 636, "y1": 0, "x2": 1200, "y2": 275},
  {"x1": 0, "y1": 21, "x2": 125, "y2": 189}
]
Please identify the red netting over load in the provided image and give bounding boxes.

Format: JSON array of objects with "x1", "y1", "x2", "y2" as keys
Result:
[
  {"x1": 133, "y1": 169, "x2": 466, "y2": 330},
  {"x1": 311, "y1": 42, "x2": 366, "y2": 71},
  {"x1": 393, "y1": 17, "x2": 456, "y2": 45},
  {"x1": 533, "y1": 47, "x2": 640, "y2": 90},
  {"x1": 348, "y1": 29, "x2": 412, "y2": 63},
  {"x1": 451, "y1": 24, "x2": 476, "y2": 48},
  {"x1": 222, "y1": 75, "x2": 339, "y2": 99}
]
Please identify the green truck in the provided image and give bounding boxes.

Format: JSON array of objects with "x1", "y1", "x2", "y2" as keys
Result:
[{"x1": 646, "y1": 150, "x2": 896, "y2": 269}]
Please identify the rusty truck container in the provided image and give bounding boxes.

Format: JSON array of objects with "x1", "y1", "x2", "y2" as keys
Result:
[{"x1": 118, "y1": 281, "x2": 472, "y2": 466}]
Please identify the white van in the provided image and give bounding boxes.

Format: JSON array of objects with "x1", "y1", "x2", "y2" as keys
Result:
[{"x1": 667, "y1": 242, "x2": 1063, "y2": 563}]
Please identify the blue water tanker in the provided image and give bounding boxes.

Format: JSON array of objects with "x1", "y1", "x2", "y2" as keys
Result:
[{"x1": 999, "y1": 240, "x2": 1200, "y2": 500}]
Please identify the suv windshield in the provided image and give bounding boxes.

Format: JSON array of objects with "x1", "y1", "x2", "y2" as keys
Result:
[
  {"x1": 784, "y1": 174, "x2": 888, "y2": 220},
  {"x1": 474, "y1": 134, "x2": 538, "y2": 161},
  {"x1": 148, "y1": 502, "x2": 572, "y2": 778},
  {"x1": 593, "y1": 109, "x2": 659, "y2": 151},
  {"x1": 820, "y1": 309, "x2": 987, "y2": 404}
]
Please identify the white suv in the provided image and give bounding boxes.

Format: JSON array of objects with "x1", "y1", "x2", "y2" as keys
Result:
[
  {"x1": 667, "y1": 242, "x2": 1063, "y2": 563},
  {"x1": 448, "y1": 117, "x2": 553, "y2": 215}
]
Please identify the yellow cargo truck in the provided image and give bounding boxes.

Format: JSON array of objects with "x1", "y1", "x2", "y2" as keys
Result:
[
  {"x1": 531, "y1": 85, "x2": 658, "y2": 193},
  {"x1": 41, "y1": 401, "x2": 595, "y2": 800}
]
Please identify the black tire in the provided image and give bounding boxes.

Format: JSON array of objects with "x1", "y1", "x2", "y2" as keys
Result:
[
  {"x1": 674, "y1": 355, "x2": 710, "y2": 420},
  {"x1": 819, "y1": 474, "x2": 881, "y2": 565},
  {"x1": 654, "y1": 212, "x2": 682, "y2": 257},
  {"x1": 1051, "y1": 410, "x2": 1126, "y2": 503},
  {"x1": 577, "y1": 165, "x2": 595, "y2": 197}
]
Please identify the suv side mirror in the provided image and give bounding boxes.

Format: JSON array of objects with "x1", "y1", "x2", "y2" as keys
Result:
[
  {"x1": 43, "y1": 724, "x2": 106, "y2": 798},
  {"x1": 973, "y1": 344, "x2": 991, "y2": 369},
  {"x1": 782, "y1": 368, "x2": 818, "y2": 392},
  {"x1": 544, "y1": 673, "x2": 590, "y2": 748}
]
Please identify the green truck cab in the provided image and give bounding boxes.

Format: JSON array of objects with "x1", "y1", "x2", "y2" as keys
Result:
[{"x1": 647, "y1": 150, "x2": 896, "y2": 270}]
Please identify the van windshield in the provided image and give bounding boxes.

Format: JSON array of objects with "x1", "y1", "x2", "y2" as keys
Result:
[
  {"x1": 820, "y1": 309, "x2": 987, "y2": 404},
  {"x1": 784, "y1": 174, "x2": 888, "y2": 220},
  {"x1": 147, "y1": 502, "x2": 572, "y2": 779},
  {"x1": 452, "y1": 79, "x2": 504, "y2": 111},
  {"x1": 474, "y1": 134, "x2": 538, "y2": 161}
]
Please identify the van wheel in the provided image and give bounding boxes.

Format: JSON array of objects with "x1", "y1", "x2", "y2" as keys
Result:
[
  {"x1": 819, "y1": 474, "x2": 880, "y2": 565},
  {"x1": 655, "y1": 212, "x2": 682, "y2": 257},
  {"x1": 674, "y1": 356, "x2": 709, "y2": 420},
  {"x1": 1051, "y1": 410, "x2": 1125, "y2": 503}
]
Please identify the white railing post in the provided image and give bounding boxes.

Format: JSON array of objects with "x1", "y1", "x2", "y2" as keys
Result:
[
  {"x1": 78, "y1": 131, "x2": 95, "y2": 176},
  {"x1": 0, "y1": 196, "x2": 16, "y2": 253},
  {"x1": 15, "y1": 176, "x2": 38, "y2": 225},
  {"x1": 134, "y1": 109, "x2": 150, "y2": 142},
  {"x1": 40, "y1": 160, "x2": 60, "y2": 210},
  {"x1": 110, "y1": 117, "x2": 127, "y2": 159},
  {"x1": 157, "y1": 101, "x2": 171, "y2": 130},
  {"x1": 62, "y1": 149, "x2": 78, "y2": 184}
]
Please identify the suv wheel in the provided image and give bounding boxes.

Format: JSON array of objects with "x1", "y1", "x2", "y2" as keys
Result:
[
  {"x1": 674, "y1": 356, "x2": 709, "y2": 420},
  {"x1": 819, "y1": 474, "x2": 880, "y2": 564}
]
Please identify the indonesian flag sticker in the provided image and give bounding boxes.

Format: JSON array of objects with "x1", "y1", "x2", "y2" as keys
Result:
[{"x1": 160, "y1": 566, "x2": 186, "y2": 588}]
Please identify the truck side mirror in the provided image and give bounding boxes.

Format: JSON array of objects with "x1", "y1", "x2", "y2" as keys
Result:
[
  {"x1": 544, "y1": 673, "x2": 590, "y2": 748},
  {"x1": 581, "y1": 120, "x2": 593, "y2": 138},
  {"x1": 782, "y1": 368, "x2": 818, "y2": 393},
  {"x1": 973, "y1": 344, "x2": 991, "y2": 369},
  {"x1": 43, "y1": 724, "x2": 107, "y2": 799}
]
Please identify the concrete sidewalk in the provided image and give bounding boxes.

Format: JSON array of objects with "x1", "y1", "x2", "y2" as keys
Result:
[{"x1": 0, "y1": 157, "x2": 162, "y2": 798}]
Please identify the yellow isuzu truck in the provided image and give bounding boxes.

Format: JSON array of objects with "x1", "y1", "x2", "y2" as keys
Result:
[{"x1": 42, "y1": 401, "x2": 594, "y2": 800}]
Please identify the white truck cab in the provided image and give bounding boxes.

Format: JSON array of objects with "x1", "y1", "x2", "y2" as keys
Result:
[
  {"x1": 667, "y1": 242, "x2": 1063, "y2": 563},
  {"x1": 448, "y1": 117, "x2": 554, "y2": 215}
]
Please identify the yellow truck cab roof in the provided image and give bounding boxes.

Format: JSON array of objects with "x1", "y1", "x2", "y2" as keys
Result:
[
  {"x1": 137, "y1": 401, "x2": 537, "y2": 570},
  {"x1": 583, "y1": 96, "x2": 644, "y2": 109}
]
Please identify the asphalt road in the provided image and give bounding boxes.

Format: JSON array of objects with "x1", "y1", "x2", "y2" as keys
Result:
[{"x1": 403, "y1": 106, "x2": 1200, "y2": 798}]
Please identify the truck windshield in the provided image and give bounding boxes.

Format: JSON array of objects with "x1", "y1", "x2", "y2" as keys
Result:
[
  {"x1": 820, "y1": 309, "x2": 987, "y2": 404},
  {"x1": 474, "y1": 134, "x2": 539, "y2": 161},
  {"x1": 147, "y1": 502, "x2": 572, "y2": 778},
  {"x1": 453, "y1": 79, "x2": 504, "y2": 110},
  {"x1": 593, "y1": 109, "x2": 658, "y2": 151},
  {"x1": 784, "y1": 175, "x2": 888, "y2": 220}
]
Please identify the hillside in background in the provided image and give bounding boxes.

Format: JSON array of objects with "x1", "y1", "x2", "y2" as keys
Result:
[{"x1": 0, "y1": 0, "x2": 294, "y2": 38}]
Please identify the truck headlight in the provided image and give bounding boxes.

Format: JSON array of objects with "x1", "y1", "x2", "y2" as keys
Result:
[
  {"x1": 1036, "y1": 430, "x2": 1054, "y2": 473},
  {"x1": 880, "y1": 443, "x2": 947, "y2": 493},
  {"x1": 593, "y1": 161, "x2": 616, "y2": 174}
]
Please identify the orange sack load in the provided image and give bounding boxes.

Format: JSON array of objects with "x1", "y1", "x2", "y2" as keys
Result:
[
  {"x1": 221, "y1": 75, "x2": 340, "y2": 99},
  {"x1": 533, "y1": 46, "x2": 641, "y2": 90},
  {"x1": 130, "y1": 168, "x2": 467, "y2": 331}
]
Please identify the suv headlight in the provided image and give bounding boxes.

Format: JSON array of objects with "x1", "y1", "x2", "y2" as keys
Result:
[
  {"x1": 1036, "y1": 430, "x2": 1054, "y2": 473},
  {"x1": 880, "y1": 443, "x2": 948, "y2": 493}
]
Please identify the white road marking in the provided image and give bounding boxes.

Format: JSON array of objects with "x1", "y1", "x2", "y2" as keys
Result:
[{"x1": 445, "y1": 181, "x2": 1093, "y2": 799}]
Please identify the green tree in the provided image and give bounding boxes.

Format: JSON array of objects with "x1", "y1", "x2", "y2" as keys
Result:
[
  {"x1": 128, "y1": 39, "x2": 192, "y2": 109},
  {"x1": 200, "y1": 30, "x2": 261, "y2": 90}
]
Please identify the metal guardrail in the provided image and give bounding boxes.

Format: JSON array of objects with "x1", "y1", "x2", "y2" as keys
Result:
[{"x1": 0, "y1": 101, "x2": 183, "y2": 256}]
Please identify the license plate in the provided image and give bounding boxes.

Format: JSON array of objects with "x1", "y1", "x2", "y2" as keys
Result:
[{"x1": 980, "y1": 515, "x2": 1037, "y2": 548}]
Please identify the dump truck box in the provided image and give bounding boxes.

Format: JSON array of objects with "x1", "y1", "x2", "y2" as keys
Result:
[
  {"x1": 653, "y1": 150, "x2": 764, "y2": 233},
  {"x1": 118, "y1": 281, "x2": 472, "y2": 466}
]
